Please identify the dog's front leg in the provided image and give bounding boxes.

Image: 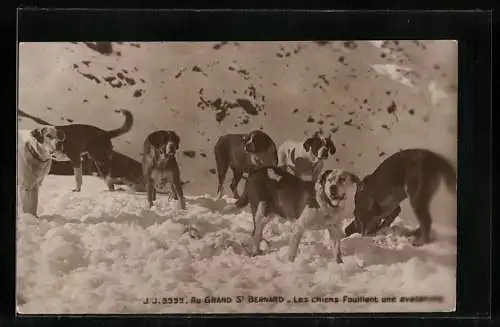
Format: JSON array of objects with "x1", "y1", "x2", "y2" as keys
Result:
[
  {"x1": 287, "y1": 209, "x2": 312, "y2": 262},
  {"x1": 251, "y1": 201, "x2": 272, "y2": 256},
  {"x1": 146, "y1": 178, "x2": 156, "y2": 208},
  {"x1": 328, "y1": 226, "x2": 343, "y2": 264},
  {"x1": 21, "y1": 186, "x2": 39, "y2": 217},
  {"x1": 172, "y1": 179, "x2": 186, "y2": 210}
]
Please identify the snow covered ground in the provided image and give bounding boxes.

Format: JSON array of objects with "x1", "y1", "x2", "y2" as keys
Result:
[{"x1": 17, "y1": 175, "x2": 456, "y2": 314}]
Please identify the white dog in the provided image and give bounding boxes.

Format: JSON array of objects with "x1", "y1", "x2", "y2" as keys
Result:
[
  {"x1": 18, "y1": 126, "x2": 65, "y2": 217},
  {"x1": 278, "y1": 132, "x2": 336, "y2": 182}
]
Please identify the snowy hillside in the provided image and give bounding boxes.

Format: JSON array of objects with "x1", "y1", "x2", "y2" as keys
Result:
[
  {"x1": 17, "y1": 176, "x2": 456, "y2": 314},
  {"x1": 18, "y1": 41, "x2": 457, "y2": 196}
]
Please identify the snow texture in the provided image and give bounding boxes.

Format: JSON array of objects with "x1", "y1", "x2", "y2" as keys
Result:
[{"x1": 17, "y1": 176, "x2": 456, "y2": 314}]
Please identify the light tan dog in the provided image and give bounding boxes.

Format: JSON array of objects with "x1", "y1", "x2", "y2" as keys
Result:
[{"x1": 18, "y1": 126, "x2": 65, "y2": 217}]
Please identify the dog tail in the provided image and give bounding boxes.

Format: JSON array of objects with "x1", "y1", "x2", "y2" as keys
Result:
[
  {"x1": 106, "y1": 109, "x2": 134, "y2": 139},
  {"x1": 431, "y1": 152, "x2": 457, "y2": 193}
]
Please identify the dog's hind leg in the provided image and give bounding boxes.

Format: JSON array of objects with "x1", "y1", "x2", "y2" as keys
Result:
[
  {"x1": 215, "y1": 151, "x2": 228, "y2": 200},
  {"x1": 409, "y1": 193, "x2": 433, "y2": 246},
  {"x1": 70, "y1": 156, "x2": 83, "y2": 192},
  {"x1": 407, "y1": 167, "x2": 440, "y2": 246},
  {"x1": 230, "y1": 169, "x2": 243, "y2": 200}
]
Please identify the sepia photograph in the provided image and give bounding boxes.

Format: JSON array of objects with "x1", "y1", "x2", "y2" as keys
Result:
[{"x1": 17, "y1": 40, "x2": 457, "y2": 314}]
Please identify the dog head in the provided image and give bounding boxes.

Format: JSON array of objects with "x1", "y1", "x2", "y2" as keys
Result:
[
  {"x1": 349, "y1": 175, "x2": 384, "y2": 236},
  {"x1": 303, "y1": 133, "x2": 336, "y2": 160},
  {"x1": 30, "y1": 125, "x2": 66, "y2": 157},
  {"x1": 316, "y1": 168, "x2": 360, "y2": 208},
  {"x1": 243, "y1": 130, "x2": 273, "y2": 153},
  {"x1": 148, "y1": 130, "x2": 180, "y2": 164}
]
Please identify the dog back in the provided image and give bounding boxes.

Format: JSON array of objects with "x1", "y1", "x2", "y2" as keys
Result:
[{"x1": 245, "y1": 167, "x2": 315, "y2": 220}]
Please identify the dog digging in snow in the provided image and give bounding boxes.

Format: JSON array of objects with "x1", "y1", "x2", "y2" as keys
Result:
[
  {"x1": 278, "y1": 132, "x2": 336, "y2": 182},
  {"x1": 51, "y1": 109, "x2": 134, "y2": 192},
  {"x1": 231, "y1": 167, "x2": 360, "y2": 263},
  {"x1": 142, "y1": 130, "x2": 186, "y2": 210},
  {"x1": 344, "y1": 148, "x2": 457, "y2": 246},
  {"x1": 18, "y1": 125, "x2": 66, "y2": 217},
  {"x1": 214, "y1": 130, "x2": 278, "y2": 200}
]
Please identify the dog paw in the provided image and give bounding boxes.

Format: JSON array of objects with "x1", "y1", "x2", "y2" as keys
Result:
[
  {"x1": 72, "y1": 188, "x2": 81, "y2": 192},
  {"x1": 252, "y1": 248, "x2": 264, "y2": 257},
  {"x1": 185, "y1": 226, "x2": 201, "y2": 239},
  {"x1": 411, "y1": 237, "x2": 426, "y2": 247},
  {"x1": 336, "y1": 256, "x2": 344, "y2": 264}
]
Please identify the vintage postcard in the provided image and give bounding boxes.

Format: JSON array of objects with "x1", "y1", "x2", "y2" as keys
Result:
[{"x1": 17, "y1": 40, "x2": 457, "y2": 314}]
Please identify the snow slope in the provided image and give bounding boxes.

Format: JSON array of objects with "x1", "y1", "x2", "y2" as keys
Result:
[
  {"x1": 18, "y1": 41, "x2": 457, "y2": 196},
  {"x1": 17, "y1": 176, "x2": 456, "y2": 314}
]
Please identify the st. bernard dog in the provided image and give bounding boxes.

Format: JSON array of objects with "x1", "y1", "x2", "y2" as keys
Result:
[
  {"x1": 233, "y1": 167, "x2": 360, "y2": 262},
  {"x1": 18, "y1": 126, "x2": 66, "y2": 217},
  {"x1": 278, "y1": 132, "x2": 336, "y2": 182}
]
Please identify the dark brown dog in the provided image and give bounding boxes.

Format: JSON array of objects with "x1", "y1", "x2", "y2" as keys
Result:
[
  {"x1": 344, "y1": 148, "x2": 457, "y2": 246},
  {"x1": 214, "y1": 130, "x2": 278, "y2": 200},
  {"x1": 52, "y1": 109, "x2": 133, "y2": 192},
  {"x1": 142, "y1": 130, "x2": 186, "y2": 209}
]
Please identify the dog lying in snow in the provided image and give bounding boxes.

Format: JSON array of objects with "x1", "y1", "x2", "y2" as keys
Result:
[
  {"x1": 214, "y1": 130, "x2": 278, "y2": 200},
  {"x1": 232, "y1": 167, "x2": 360, "y2": 262},
  {"x1": 142, "y1": 130, "x2": 186, "y2": 210},
  {"x1": 344, "y1": 148, "x2": 457, "y2": 246},
  {"x1": 278, "y1": 132, "x2": 336, "y2": 182},
  {"x1": 18, "y1": 126, "x2": 66, "y2": 216}
]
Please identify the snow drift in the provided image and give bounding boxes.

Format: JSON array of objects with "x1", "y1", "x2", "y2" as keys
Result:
[{"x1": 17, "y1": 176, "x2": 456, "y2": 314}]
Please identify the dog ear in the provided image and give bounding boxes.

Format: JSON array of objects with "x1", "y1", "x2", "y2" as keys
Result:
[
  {"x1": 253, "y1": 131, "x2": 270, "y2": 152},
  {"x1": 303, "y1": 137, "x2": 315, "y2": 152},
  {"x1": 171, "y1": 132, "x2": 180, "y2": 149},
  {"x1": 30, "y1": 128, "x2": 44, "y2": 143},
  {"x1": 326, "y1": 136, "x2": 336, "y2": 155},
  {"x1": 56, "y1": 128, "x2": 66, "y2": 142},
  {"x1": 319, "y1": 169, "x2": 332, "y2": 186}
]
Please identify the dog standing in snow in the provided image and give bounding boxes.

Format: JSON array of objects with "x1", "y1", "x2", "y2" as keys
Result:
[
  {"x1": 214, "y1": 130, "x2": 278, "y2": 200},
  {"x1": 234, "y1": 167, "x2": 360, "y2": 262},
  {"x1": 142, "y1": 130, "x2": 186, "y2": 210},
  {"x1": 18, "y1": 126, "x2": 66, "y2": 216},
  {"x1": 278, "y1": 132, "x2": 336, "y2": 182}
]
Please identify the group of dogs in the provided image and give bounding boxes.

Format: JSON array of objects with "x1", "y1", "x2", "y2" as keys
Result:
[{"x1": 18, "y1": 109, "x2": 457, "y2": 263}]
